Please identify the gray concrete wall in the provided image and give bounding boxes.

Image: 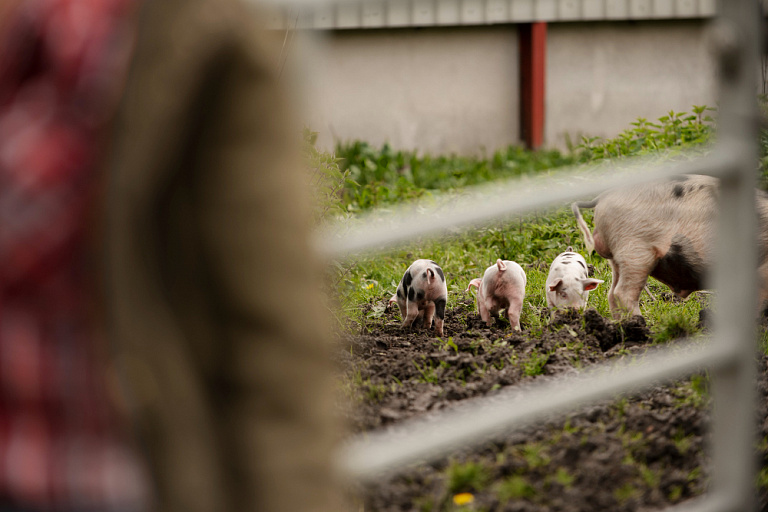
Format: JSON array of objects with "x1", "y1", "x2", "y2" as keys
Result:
[
  {"x1": 300, "y1": 19, "x2": 716, "y2": 154},
  {"x1": 302, "y1": 27, "x2": 520, "y2": 154},
  {"x1": 546, "y1": 20, "x2": 717, "y2": 149}
]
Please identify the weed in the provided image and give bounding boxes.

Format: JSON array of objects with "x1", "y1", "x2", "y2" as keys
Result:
[
  {"x1": 638, "y1": 464, "x2": 661, "y2": 488},
  {"x1": 552, "y1": 467, "x2": 575, "y2": 488},
  {"x1": 615, "y1": 397, "x2": 629, "y2": 418},
  {"x1": 520, "y1": 444, "x2": 551, "y2": 469},
  {"x1": 575, "y1": 107, "x2": 714, "y2": 162},
  {"x1": 446, "y1": 460, "x2": 492, "y2": 493},
  {"x1": 303, "y1": 128, "x2": 353, "y2": 224},
  {"x1": 673, "y1": 429, "x2": 693, "y2": 455},
  {"x1": 522, "y1": 352, "x2": 550, "y2": 377},
  {"x1": 363, "y1": 382, "x2": 388, "y2": 403},
  {"x1": 668, "y1": 484, "x2": 684, "y2": 501},
  {"x1": 613, "y1": 483, "x2": 639, "y2": 504},
  {"x1": 652, "y1": 310, "x2": 699, "y2": 344},
  {"x1": 496, "y1": 475, "x2": 536, "y2": 502},
  {"x1": 414, "y1": 359, "x2": 440, "y2": 384},
  {"x1": 415, "y1": 496, "x2": 435, "y2": 512},
  {"x1": 757, "y1": 467, "x2": 768, "y2": 489},
  {"x1": 437, "y1": 337, "x2": 459, "y2": 353},
  {"x1": 674, "y1": 373, "x2": 710, "y2": 408}
]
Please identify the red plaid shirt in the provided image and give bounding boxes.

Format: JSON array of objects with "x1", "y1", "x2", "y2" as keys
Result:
[{"x1": 0, "y1": 0, "x2": 148, "y2": 510}]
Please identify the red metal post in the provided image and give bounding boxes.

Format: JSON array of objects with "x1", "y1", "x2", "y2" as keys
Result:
[{"x1": 519, "y1": 22, "x2": 547, "y2": 149}]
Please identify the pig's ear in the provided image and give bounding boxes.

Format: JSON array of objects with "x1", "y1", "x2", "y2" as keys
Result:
[
  {"x1": 548, "y1": 279, "x2": 563, "y2": 292},
  {"x1": 580, "y1": 278, "x2": 604, "y2": 291},
  {"x1": 566, "y1": 246, "x2": 573, "y2": 252},
  {"x1": 427, "y1": 268, "x2": 436, "y2": 282},
  {"x1": 466, "y1": 279, "x2": 482, "y2": 293}
]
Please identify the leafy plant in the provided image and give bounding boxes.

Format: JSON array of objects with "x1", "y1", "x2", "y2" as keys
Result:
[
  {"x1": 335, "y1": 140, "x2": 576, "y2": 212},
  {"x1": 575, "y1": 106, "x2": 715, "y2": 162},
  {"x1": 552, "y1": 467, "x2": 575, "y2": 488},
  {"x1": 496, "y1": 475, "x2": 536, "y2": 501},
  {"x1": 446, "y1": 460, "x2": 492, "y2": 493},
  {"x1": 652, "y1": 310, "x2": 699, "y2": 344},
  {"x1": 303, "y1": 128, "x2": 354, "y2": 224},
  {"x1": 522, "y1": 352, "x2": 550, "y2": 377}
]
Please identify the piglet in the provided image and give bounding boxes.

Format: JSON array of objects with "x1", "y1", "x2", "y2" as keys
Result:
[
  {"x1": 389, "y1": 259, "x2": 448, "y2": 337},
  {"x1": 466, "y1": 259, "x2": 526, "y2": 330},
  {"x1": 546, "y1": 246, "x2": 603, "y2": 308}
]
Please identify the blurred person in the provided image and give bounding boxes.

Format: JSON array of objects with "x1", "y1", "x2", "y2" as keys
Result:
[
  {"x1": 1, "y1": 0, "x2": 345, "y2": 511},
  {"x1": 0, "y1": 0, "x2": 149, "y2": 511}
]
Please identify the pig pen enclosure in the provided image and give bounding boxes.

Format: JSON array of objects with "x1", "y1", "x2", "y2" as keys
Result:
[{"x1": 305, "y1": 3, "x2": 764, "y2": 510}]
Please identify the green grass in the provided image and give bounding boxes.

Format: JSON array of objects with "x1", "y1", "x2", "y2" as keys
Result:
[
  {"x1": 315, "y1": 107, "x2": 733, "y2": 340},
  {"x1": 446, "y1": 460, "x2": 492, "y2": 493},
  {"x1": 496, "y1": 475, "x2": 536, "y2": 501}
]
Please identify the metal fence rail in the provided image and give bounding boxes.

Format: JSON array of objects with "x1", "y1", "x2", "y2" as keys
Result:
[{"x1": 310, "y1": 0, "x2": 760, "y2": 509}]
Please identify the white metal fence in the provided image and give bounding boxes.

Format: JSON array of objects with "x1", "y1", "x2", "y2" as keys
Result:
[{"x1": 304, "y1": 0, "x2": 762, "y2": 509}]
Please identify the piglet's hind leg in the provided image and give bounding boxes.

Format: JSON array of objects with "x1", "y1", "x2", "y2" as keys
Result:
[
  {"x1": 403, "y1": 301, "x2": 420, "y2": 329},
  {"x1": 507, "y1": 298, "x2": 523, "y2": 331},
  {"x1": 434, "y1": 298, "x2": 446, "y2": 337},
  {"x1": 423, "y1": 302, "x2": 436, "y2": 329}
]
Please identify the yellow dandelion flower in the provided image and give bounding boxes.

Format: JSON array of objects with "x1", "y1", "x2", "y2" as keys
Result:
[
  {"x1": 452, "y1": 492, "x2": 474, "y2": 506},
  {"x1": 367, "y1": 283, "x2": 375, "y2": 289}
]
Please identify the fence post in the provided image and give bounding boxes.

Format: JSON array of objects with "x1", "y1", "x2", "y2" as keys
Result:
[{"x1": 710, "y1": 0, "x2": 761, "y2": 509}]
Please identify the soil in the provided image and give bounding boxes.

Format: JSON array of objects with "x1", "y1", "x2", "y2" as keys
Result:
[{"x1": 337, "y1": 299, "x2": 768, "y2": 511}]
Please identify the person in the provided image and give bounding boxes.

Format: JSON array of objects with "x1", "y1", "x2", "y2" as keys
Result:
[
  {"x1": 0, "y1": 0, "x2": 345, "y2": 510},
  {"x1": 0, "y1": 0, "x2": 148, "y2": 510}
]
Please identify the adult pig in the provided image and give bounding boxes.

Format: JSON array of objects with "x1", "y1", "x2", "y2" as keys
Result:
[
  {"x1": 546, "y1": 247, "x2": 603, "y2": 308},
  {"x1": 389, "y1": 259, "x2": 448, "y2": 336},
  {"x1": 572, "y1": 174, "x2": 768, "y2": 318},
  {"x1": 466, "y1": 259, "x2": 526, "y2": 330}
]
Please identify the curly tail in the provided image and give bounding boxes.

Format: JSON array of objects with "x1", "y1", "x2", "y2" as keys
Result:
[{"x1": 571, "y1": 200, "x2": 598, "y2": 255}]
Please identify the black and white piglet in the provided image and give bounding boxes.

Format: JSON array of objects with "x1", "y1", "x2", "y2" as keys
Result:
[
  {"x1": 389, "y1": 259, "x2": 448, "y2": 337},
  {"x1": 545, "y1": 246, "x2": 603, "y2": 308}
]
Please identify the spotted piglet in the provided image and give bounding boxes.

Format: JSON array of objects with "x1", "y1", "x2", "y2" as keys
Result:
[
  {"x1": 466, "y1": 259, "x2": 526, "y2": 330},
  {"x1": 546, "y1": 246, "x2": 603, "y2": 308},
  {"x1": 389, "y1": 259, "x2": 448, "y2": 337}
]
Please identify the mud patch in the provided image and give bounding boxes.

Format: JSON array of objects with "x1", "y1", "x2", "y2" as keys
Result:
[{"x1": 338, "y1": 301, "x2": 768, "y2": 511}]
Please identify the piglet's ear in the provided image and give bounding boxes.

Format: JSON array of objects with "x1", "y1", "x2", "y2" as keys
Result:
[
  {"x1": 548, "y1": 279, "x2": 563, "y2": 292},
  {"x1": 427, "y1": 268, "x2": 435, "y2": 282},
  {"x1": 581, "y1": 278, "x2": 604, "y2": 291},
  {"x1": 466, "y1": 279, "x2": 482, "y2": 293},
  {"x1": 566, "y1": 246, "x2": 573, "y2": 252}
]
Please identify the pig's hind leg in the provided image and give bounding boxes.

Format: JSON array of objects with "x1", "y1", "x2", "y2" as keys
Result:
[
  {"x1": 423, "y1": 302, "x2": 436, "y2": 329},
  {"x1": 506, "y1": 297, "x2": 524, "y2": 331},
  {"x1": 433, "y1": 298, "x2": 446, "y2": 337},
  {"x1": 402, "y1": 301, "x2": 420, "y2": 330},
  {"x1": 483, "y1": 298, "x2": 502, "y2": 327}
]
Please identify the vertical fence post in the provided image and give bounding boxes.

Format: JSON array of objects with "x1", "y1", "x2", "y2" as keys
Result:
[{"x1": 710, "y1": 0, "x2": 760, "y2": 509}]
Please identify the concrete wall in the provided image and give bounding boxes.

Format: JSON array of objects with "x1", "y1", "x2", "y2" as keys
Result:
[
  {"x1": 302, "y1": 27, "x2": 520, "y2": 154},
  {"x1": 300, "y1": 19, "x2": 716, "y2": 154},
  {"x1": 546, "y1": 20, "x2": 717, "y2": 149}
]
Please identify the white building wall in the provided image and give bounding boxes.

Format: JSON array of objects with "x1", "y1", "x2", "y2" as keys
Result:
[
  {"x1": 302, "y1": 27, "x2": 520, "y2": 154},
  {"x1": 298, "y1": 19, "x2": 716, "y2": 154},
  {"x1": 546, "y1": 20, "x2": 717, "y2": 149}
]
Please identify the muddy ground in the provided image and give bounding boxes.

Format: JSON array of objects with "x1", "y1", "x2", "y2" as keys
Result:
[{"x1": 337, "y1": 299, "x2": 768, "y2": 511}]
